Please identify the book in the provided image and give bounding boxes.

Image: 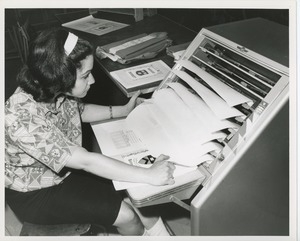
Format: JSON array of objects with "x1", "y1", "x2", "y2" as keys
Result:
[{"x1": 110, "y1": 60, "x2": 171, "y2": 97}]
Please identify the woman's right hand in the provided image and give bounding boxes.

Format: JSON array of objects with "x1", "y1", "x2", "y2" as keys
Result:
[{"x1": 145, "y1": 154, "x2": 176, "y2": 186}]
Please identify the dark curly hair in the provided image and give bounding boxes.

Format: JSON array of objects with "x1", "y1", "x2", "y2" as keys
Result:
[{"x1": 17, "y1": 28, "x2": 93, "y2": 102}]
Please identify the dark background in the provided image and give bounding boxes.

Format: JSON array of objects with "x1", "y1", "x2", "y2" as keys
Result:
[{"x1": 5, "y1": 8, "x2": 289, "y2": 100}]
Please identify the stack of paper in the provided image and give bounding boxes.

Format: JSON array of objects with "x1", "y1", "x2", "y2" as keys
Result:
[{"x1": 91, "y1": 58, "x2": 253, "y2": 189}]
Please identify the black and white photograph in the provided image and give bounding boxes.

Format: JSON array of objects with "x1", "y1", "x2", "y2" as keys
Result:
[{"x1": 2, "y1": 0, "x2": 298, "y2": 240}]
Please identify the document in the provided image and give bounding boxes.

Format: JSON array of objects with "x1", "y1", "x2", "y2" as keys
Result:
[
  {"x1": 126, "y1": 89, "x2": 224, "y2": 166},
  {"x1": 62, "y1": 15, "x2": 128, "y2": 36},
  {"x1": 110, "y1": 60, "x2": 171, "y2": 91},
  {"x1": 91, "y1": 119, "x2": 197, "y2": 190},
  {"x1": 91, "y1": 119, "x2": 147, "y2": 157}
]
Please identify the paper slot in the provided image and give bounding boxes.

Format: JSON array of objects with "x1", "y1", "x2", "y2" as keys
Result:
[
  {"x1": 172, "y1": 69, "x2": 244, "y2": 120},
  {"x1": 167, "y1": 82, "x2": 241, "y2": 132},
  {"x1": 178, "y1": 59, "x2": 252, "y2": 107}
]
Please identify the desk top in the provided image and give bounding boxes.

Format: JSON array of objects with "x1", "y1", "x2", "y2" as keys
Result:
[{"x1": 61, "y1": 14, "x2": 197, "y2": 72}]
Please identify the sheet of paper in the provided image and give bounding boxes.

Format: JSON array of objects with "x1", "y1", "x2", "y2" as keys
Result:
[
  {"x1": 113, "y1": 157, "x2": 197, "y2": 191},
  {"x1": 172, "y1": 69, "x2": 244, "y2": 120},
  {"x1": 126, "y1": 102, "x2": 179, "y2": 158},
  {"x1": 126, "y1": 99, "x2": 223, "y2": 167},
  {"x1": 152, "y1": 88, "x2": 225, "y2": 144},
  {"x1": 91, "y1": 81, "x2": 240, "y2": 187},
  {"x1": 179, "y1": 59, "x2": 253, "y2": 107},
  {"x1": 91, "y1": 119, "x2": 198, "y2": 190},
  {"x1": 167, "y1": 82, "x2": 240, "y2": 132},
  {"x1": 110, "y1": 60, "x2": 171, "y2": 89},
  {"x1": 62, "y1": 15, "x2": 128, "y2": 36},
  {"x1": 91, "y1": 119, "x2": 147, "y2": 157}
]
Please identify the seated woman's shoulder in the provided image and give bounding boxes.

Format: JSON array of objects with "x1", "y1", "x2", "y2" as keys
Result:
[{"x1": 5, "y1": 87, "x2": 37, "y2": 112}]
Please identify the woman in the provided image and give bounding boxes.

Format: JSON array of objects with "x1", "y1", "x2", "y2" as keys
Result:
[{"x1": 5, "y1": 28, "x2": 175, "y2": 236}]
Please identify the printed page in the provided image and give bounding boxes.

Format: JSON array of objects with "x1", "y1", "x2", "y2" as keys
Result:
[
  {"x1": 91, "y1": 119, "x2": 197, "y2": 190},
  {"x1": 62, "y1": 15, "x2": 128, "y2": 36},
  {"x1": 91, "y1": 119, "x2": 147, "y2": 157},
  {"x1": 113, "y1": 149, "x2": 197, "y2": 190},
  {"x1": 110, "y1": 60, "x2": 171, "y2": 89}
]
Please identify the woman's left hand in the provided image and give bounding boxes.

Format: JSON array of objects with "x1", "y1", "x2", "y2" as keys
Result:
[{"x1": 124, "y1": 91, "x2": 141, "y2": 116}]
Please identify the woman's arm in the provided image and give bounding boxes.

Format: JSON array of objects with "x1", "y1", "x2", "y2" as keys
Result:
[
  {"x1": 65, "y1": 146, "x2": 176, "y2": 186},
  {"x1": 81, "y1": 91, "x2": 140, "y2": 123}
]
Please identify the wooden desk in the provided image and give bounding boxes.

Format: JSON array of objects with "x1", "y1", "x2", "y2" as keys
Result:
[
  {"x1": 60, "y1": 13, "x2": 197, "y2": 96},
  {"x1": 89, "y1": 14, "x2": 197, "y2": 71}
]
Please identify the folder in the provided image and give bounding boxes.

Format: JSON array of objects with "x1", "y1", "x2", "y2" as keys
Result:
[{"x1": 97, "y1": 32, "x2": 172, "y2": 64}]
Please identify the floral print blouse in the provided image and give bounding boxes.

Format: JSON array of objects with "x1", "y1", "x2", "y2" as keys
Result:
[{"x1": 5, "y1": 87, "x2": 84, "y2": 192}]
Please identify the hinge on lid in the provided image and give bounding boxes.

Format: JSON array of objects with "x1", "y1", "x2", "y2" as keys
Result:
[{"x1": 169, "y1": 196, "x2": 191, "y2": 211}]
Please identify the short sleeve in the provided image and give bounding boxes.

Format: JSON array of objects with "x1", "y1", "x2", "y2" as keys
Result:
[{"x1": 6, "y1": 102, "x2": 79, "y2": 173}]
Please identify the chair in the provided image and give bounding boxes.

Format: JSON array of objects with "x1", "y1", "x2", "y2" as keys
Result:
[
  {"x1": 5, "y1": 203, "x2": 93, "y2": 236},
  {"x1": 5, "y1": 10, "x2": 30, "y2": 64},
  {"x1": 20, "y1": 223, "x2": 91, "y2": 236}
]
